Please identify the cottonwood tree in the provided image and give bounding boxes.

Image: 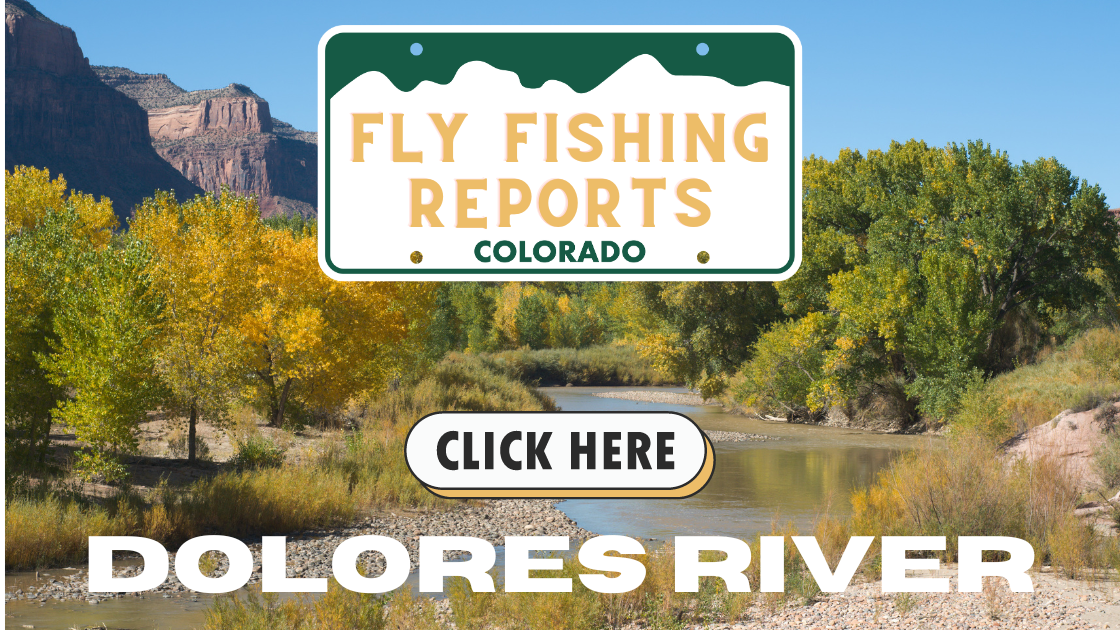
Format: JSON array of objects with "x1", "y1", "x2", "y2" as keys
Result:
[
  {"x1": 630, "y1": 281, "x2": 781, "y2": 398},
  {"x1": 4, "y1": 167, "x2": 117, "y2": 467},
  {"x1": 131, "y1": 189, "x2": 263, "y2": 463},
  {"x1": 42, "y1": 240, "x2": 166, "y2": 480},
  {"x1": 762, "y1": 140, "x2": 1120, "y2": 421},
  {"x1": 243, "y1": 225, "x2": 434, "y2": 426}
]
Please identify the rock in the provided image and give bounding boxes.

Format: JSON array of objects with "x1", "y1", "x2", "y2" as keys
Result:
[
  {"x1": 1003, "y1": 401, "x2": 1120, "y2": 492},
  {"x1": 94, "y1": 66, "x2": 317, "y2": 218},
  {"x1": 148, "y1": 96, "x2": 271, "y2": 139},
  {"x1": 4, "y1": 0, "x2": 203, "y2": 219}
]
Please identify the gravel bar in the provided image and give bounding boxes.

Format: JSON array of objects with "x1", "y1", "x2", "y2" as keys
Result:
[
  {"x1": 4, "y1": 499, "x2": 590, "y2": 605},
  {"x1": 705, "y1": 430, "x2": 775, "y2": 442},
  {"x1": 592, "y1": 391, "x2": 711, "y2": 406},
  {"x1": 697, "y1": 568, "x2": 1120, "y2": 629},
  {"x1": 590, "y1": 392, "x2": 774, "y2": 442}
]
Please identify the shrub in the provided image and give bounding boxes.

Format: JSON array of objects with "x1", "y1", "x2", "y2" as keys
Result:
[
  {"x1": 849, "y1": 431, "x2": 1089, "y2": 572},
  {"x1": 474, "y1": 344, "x2": 671, "y2": 387},
  {"x1": 730, "y1": 313, "x2": 833, "y2": 416},
  {"x1": 954, "y1": 327, "x2": 1120, "y2": 441},
  {"x1": 166, "y1": 426, "x2": 212, "y2": 461},
  {"x1": 1094, "y1": 431, "x2": 1120, "y2": 489},
  {"x1": 231, "y1": 435, "x2": 286, "y2": 470}
]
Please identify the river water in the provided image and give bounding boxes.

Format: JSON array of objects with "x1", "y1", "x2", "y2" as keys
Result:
[
  {"x1": 550, "y1": 387, "x2": 923, "y2": 538},
  {"x1": 4, "y1": 386, "x2": 927, "y2": 629}
]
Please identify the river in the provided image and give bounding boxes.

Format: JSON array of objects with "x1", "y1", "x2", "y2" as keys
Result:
[
  {"x1": 550, "y1": 387, "x2": 923, "y2": 538},
  {"x1": 4, "y1": 386, "x2": 927, "y2": 629}
]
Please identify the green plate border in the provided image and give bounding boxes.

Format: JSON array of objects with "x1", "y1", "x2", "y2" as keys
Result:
[{"x1": 319, "y1": 28, "x2": 799, "y2": 277}]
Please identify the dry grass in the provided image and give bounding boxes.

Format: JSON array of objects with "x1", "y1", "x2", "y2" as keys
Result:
[
  {"x1": 445, "y1": 528, "x2": 823, "y2": 630},
  {"x1": 324, "y1": 352, "x2": 560, "y2": 509},
  {"x1": 203, "y1": 581, "x2": 440, "y2": 630},
  {"x1": 5, "y1": 493, "x2": 130, "y2": 570},
  {"x1": 848, "y1": 430, "x2": 1105, "y2": 574},
  {"x1": 476, "y1": 344, "x2": 671, "y2": 387},
  {"x1": 210, "y1": 530, "x2": 829, "y2": 630},
  {"x1": 6, "y1": 466, "x2": 359, "y2": 570},
  {"x1": 955, "y1": 327, "x2": 1120, "y2": 441},
  {"x1": 7, "y1": 352, "x2": 557, "y2": 569}
]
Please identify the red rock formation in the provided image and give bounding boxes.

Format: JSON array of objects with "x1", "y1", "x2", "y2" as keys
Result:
[
  {"x1": 4, "y1": 0, "x2": 201, "y2": 218},
  {"x1": 95, "y1": 67, "x2": 317, "y2": 218},
  {"x1": 148, "y1": 97, "x2": 272, "y2": 140},
  {"x1": 153, "y1": 130, "x2": 316, "y2": 218}
]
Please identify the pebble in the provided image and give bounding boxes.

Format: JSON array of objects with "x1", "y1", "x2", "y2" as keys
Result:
[
  {"x1": 593, "y1": 391, "x2": 712, "y2": 405},
  {"x1": 705, "y1": 430, "x2": 775, "y2": 443},
  {"x1": 688, "y1": 574, "x2": 1120, "y2": 630},
  {"x1": 587, "y1": 392, "x2": 775, "y2": 442},
  {"x1": 4, "y1": 499, "x2": 590, "y2": 604}
]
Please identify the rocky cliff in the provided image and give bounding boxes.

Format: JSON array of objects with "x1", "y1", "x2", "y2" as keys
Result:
[
  {"x1": 95, "y1": 67, "x2": 317, "y2": 218},
  {"x1": 4, "y1": 0, "x2": 202, "y2": 219}
]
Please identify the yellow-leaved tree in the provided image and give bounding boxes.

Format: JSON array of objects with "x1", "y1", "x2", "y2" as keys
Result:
[
  {"x1": 244, "y1": 224, "x2": 436, "y2": 426},
  {"x1": 130, "y1": 189, "x2": 264, "y2": 463},
  {"x1": 5, "y1": 167, "x2": 118, "y2": 466}
]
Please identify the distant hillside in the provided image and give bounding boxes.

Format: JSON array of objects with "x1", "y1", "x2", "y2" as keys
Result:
[
  {"x1": 4, "y1": 0, "x2": 202, "y2": 219},
  {"x1": 93, "y1": 66, "x2": 317, "y2": 218}
]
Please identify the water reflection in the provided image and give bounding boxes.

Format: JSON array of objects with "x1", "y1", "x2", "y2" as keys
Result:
[{"x1": 547, "y1": 386, "x2": 920, "y2": 539}]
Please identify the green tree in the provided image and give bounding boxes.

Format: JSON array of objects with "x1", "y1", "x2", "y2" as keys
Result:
[
  {"x1": 4, "y1": 167, "x2": 117, "y2": 468},
  {"x1": 631, "y1": 282, "x2": 781, "y2": 398},
  {"x1": 514, "y1": 292, "x2": 550, "y2": 349},
  {"x1": 757, "y1": 140, "x2": 1120, "y2": 423},
  {"x1": 41, "y1": 240, "x2": 166, "y2": 481}
]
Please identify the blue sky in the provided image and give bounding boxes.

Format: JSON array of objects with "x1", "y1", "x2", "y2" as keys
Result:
[{"x1": 41, "y1": 0, "x2": 1119, "y2": 202}]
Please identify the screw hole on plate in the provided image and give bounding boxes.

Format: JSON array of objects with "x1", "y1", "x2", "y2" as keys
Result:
[
  {"x1": 410, "y1": 251, "x2": 423, "y2": 264},
  {"x1": 410, "y1": 42, "x2": 423, "y2": 56},
  {"x1": 696, "y1": 42, "x2": 709, "y2": 56},
  {"x1": 697, "y1": 251, "x2": 710, "y2": 264}
]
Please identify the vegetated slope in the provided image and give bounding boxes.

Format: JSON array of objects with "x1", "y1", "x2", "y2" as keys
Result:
[
  {"x1": 4, "y1": 0, "x2": 203, "y2": 219},
  {"x1": 94, "y1": 66, "x2": 317, "y2": 218}
]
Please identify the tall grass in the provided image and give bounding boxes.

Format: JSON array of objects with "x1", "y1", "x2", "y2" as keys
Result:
[
  {"x1": 5, "y1": 492, "x2": 131, "y2": 570},
  {"x1": 954, "y1": 327, "x2": 1120, "y2": 441},
  {"x1": 848, "y1": 431, "x2": 1120, "y2": 576},
  {"x1": 204, "y1": 581, "x2": 442, "y2": 630},
  {"x1": 327, "y1": 352, "x2": 560, "y2": 509},
  {"x1": 7, "y1": 353, "x2": 558, "y2": 570},
  {"x1": 474, "y1": 344, "x2": 672, "y2": 387},
  {"x1": 203, "y1": 533, "x2": 825, "y2": 630},
  {"x1": 6, "y1": 468, "x2": 359, "y2": 570}
]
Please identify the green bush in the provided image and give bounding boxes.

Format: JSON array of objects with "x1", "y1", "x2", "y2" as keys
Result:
[
  {"x1": 1095, "y1": 431, "x2": 1120, "y2": 490},
  {"x1": 231, "y1": 435, "x2": 286, "y2": 469},
  {"x1": 731, "y1": 312, "x2": 833, "y2": 416},
  {"x1": 475, "y1": 345, "x2": 670, "y2": 387},
  {"x1": 954, "y1": 327, "x2": 1120, "y2": 441}
]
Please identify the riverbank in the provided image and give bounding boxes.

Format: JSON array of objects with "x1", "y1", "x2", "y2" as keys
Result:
[
  {"x1": 194, "y1": 560, "x2": 1120, "y2": 630},
  {"x1": 665, "y1": 566, "x2": 1120, "y2": 630},
  {"x1": 587, "y1": 390, "x2": 775, "y2": 442},
  {"x1": 593, "y1": 390, "x2": 943, "y2": 435},
  {"x1": 4, "y1": 499, "x2": 590, "y2": 605}
]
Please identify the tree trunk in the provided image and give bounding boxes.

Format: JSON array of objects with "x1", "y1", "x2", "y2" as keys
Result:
[
  {"x1": 32, "y1": 415, "x2": 51, "y2": 464},
  {"x1": 272, "y1": 378, "x2": 294, "y2": 427},
  {"x1": 188, "y1": 402, "x2": 198, "y2": 464}
]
